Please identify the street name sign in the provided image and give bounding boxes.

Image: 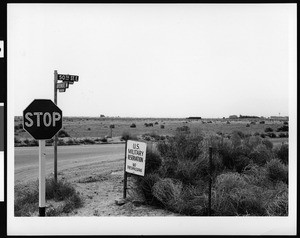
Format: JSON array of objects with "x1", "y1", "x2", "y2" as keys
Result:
[
  {"x1": 125, "y1": 140, "x2": 147, "y2": 176},
  {"x1": 56, "y1": 82, "x2": 69, "y2": 89},
  {"x1": 23, "y1": 99, "x2": 62, "y2": 140},
  {"x1": 58, "y1": 74, "x2": 79, "y2": 84}
]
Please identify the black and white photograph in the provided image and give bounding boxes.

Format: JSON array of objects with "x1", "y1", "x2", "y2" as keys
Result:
[{"x1": 4, "y1": 3, "x2": 297, "y2": 236}]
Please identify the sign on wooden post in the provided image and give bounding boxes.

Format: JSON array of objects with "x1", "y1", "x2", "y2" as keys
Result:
[{"x1": 125, "y1": 140, "x2": 147, "y2": 176}]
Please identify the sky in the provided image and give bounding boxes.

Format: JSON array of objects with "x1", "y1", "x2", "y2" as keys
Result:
[{"x1": 8, "y1": 4, "x2": 296, "y2": 118}]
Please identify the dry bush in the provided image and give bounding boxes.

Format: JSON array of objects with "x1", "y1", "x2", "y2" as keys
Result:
[
  {"x1": 266, "y1": 159, "x2": 288, "y2": 184},
  {"x1": 152, "y1": 178, "x2": 183, "y2": 209},
  {"x1": 249, "y1": 144, "x2": 274, "y2": 166},
  {"x1": 275, "y1": 144, "x2": 288, "y2": 165},
  {"x1": 213, "y1": 172, "x2": 265, "y2": 216},
  {"x1": 264, "y1": 182, "x2": 288, "y2": 216}
]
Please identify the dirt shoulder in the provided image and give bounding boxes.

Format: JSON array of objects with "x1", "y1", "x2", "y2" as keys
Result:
[{"x1": 41, "y1": 157, "x2": 178, "y2": 216}]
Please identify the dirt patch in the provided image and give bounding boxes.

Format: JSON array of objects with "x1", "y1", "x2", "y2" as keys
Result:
[{"x1": 18, "y1": 157, "x2": 179, "y2": 217}]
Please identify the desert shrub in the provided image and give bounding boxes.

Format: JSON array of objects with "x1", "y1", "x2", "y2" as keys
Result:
[
  {"x1": 217, "y1": 140, "x2": 235, "y2": 169},
  {"x1": 243, "y1": 136, "x2": 262, "y2": 151},
  {"x1": 152, "y1": 178, "x2": 183, "y2": 209},
  {"x1": 14, "y1": 138, "x2": 21, "y2": 145},
  {"x1": 149, "y1": 132, "x2": 161, "y2": 141},
  {"x1": 134, "y1": 173, "x2": 162, "y2": 206},
  {"x1": 46, "y1": 138, "x2": 54, "y2": 146},
  {"x1": 15, "y1": 178, "x2": 83, "y2": 216},
  {"x1": 82, "y1": 138, "x2": 95, "y2": 144},
  {"x1": 260, "y1": 133, "x2": 266, "y2": 138},
  {"x1": 15, "y1": 123, "x2": 24, "y2": 131},
  {"x1": 152, "y1": 179, "x2": 208, "y2": 216},
  {"x1": 145, "y1": 149, "x2": 162, "y2": 174},
  {"x1": 176, "y1": 125, "x2": 190, "y2": 134},
  {"x1": 14, "y1": 182, "x2": 39, "y2": 216},
  {"x1": 234, "y1": 155, "x2": 252, "y2": 173},
  {"x1": 249, "y1": 144, "x2": 273, "y2": 166},
  {"x1": 66, "y1": 138, "x2": 76, "y2": 145},
  {"x1": 231, "y1": 131, "x2": 243, "y2": 147},
  {"x1": 110, "y1": 124, "x2": 115, "y2": 128},
  {"x1": 58, "y1": 130, "x2": 70, "y2": 138},
  {"x1": 46, "y1": 178, "x2": 76, "y2": 201},
  {"x1": 278, "y1": 133, "x2": 288, "y2": 138},
  {"x1": 157, "y1": 132, "x2": 204, "y2": 162},
  {"x1": 178, "y1": 185, "x2": 208, "y2": 216},
  {"x1": 173, "y1": 158, "x2": 208, "y2": 185},
  {"x1": 130, "y1": 123, "x2": 136, "y2": 128},
  {"x1": 121, "y1": 131, "x2": 137, "y2": 141},
  {"x1": 101, "y1": 137, "x2": 108, "y2": 143},
  {"x1": 242, "y1": 164, "x2": 270, "y2": 188},
  {"x1": 262, "y1": 139, "x2": 273, "y2": 150},
  {"x1": 267, "y1": 132, "x2": 277, "y2": 138},
  {"x1": 160, "y1": 125, "x2": 165, "y2": 129},
  {"x1": 275, "y1": 144, "x2": 288, "y2": 165},
  {"x1": 264, "y1": 127, "x2": 273, "y2": 133},
  {"x1": 57, "y1": 139, "x2": 66, "y2": 145},
  {"x1": 24, "y1": 139, "x2": 38, "y2": 146},
  {"x1": 155, "y1": 122, "x2": 159, "y2": 125},
  {"x1": 266, "y1": 159, "x2": 288, "y2": 184},
  {"x1": 277, "y1": 125, "x2": 288, "y2": 132},
  {"x1": 265, "y1": 182, "x2": 288, "y2": 216},
  {"x1": 260, "y1": 121, "x2": 265, "y2": 124},
  {"x1": 213, "y1": 172, "x2": 265, "y2": 216},
  {"x1": 246, "y1": 124, "x2": 250, "y2": 127}
]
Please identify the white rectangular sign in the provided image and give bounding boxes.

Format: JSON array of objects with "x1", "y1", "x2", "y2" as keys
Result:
[{"x1": 125, "y1": 140, "x2": 147, "y2": 176}]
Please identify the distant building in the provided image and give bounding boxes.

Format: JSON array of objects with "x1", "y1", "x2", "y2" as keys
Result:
[
  {"x1": 187, "y1": 117, "x2": 202, "y2": 120},
  {"x1": 229, "y1": 115, "x2": 238, "y2": 119},
  {"x1": 270, "y1": 116, "x2": 289, "y2": 120}
]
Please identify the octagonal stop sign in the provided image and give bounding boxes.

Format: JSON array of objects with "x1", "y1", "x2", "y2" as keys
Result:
[{"x1": 23, "y1": 99, "x2": 62, "y2": 140}]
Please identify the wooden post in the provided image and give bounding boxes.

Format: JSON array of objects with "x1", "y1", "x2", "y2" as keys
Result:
[
  {"x1": 54, "y1": 70, "x2": 58, "y2": 183},
  {"x1": 208, "y1": 146, "x2": 212, "y2": 216},
  {"x1": 39, "y1": 140, "x2": 46, "y2": 216},
  {"x1": 123, "y1": 140, "x2": 128, "y2": 199}
]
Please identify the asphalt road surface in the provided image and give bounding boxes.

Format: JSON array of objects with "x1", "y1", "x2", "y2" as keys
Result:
[{"x1": 15, "y1": 144, "x2": 125, "y2": 183}]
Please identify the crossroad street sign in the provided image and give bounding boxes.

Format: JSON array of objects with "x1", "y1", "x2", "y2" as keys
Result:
[
  {"x1": 58, "y1": 74, "x2": 79, "y2": 82},
  {"x1": 56, "y1": 82, "x2": 69, "y2": 89},
  {"x1": 23, "y1": 99, "x2": 62, "y2": 140}
]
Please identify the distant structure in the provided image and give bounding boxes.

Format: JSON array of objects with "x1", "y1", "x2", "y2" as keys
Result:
[
  {"x1": 270, "y1": 116, "x2": 289, "y2": 120},
  {"x1": 100, "y1": 114, "x2": 105, "y2": 118},
  {"x1": 229, "y1": 115, "x2": 238, "y2": 119},
  {"x1": 239, "y1": 114, "x2": 259, "y2": 119},
  {"x1": 187, "y1": 117, "x2": 202, "y2": 120}
]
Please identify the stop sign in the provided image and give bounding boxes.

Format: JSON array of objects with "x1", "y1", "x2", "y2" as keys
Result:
[{"x1": 23, "y1": 99, "x2": 62, "y2": 140}]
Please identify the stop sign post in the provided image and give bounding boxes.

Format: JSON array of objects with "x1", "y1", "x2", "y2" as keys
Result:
[{"x1": 23, "y1": 99, "x2": 62, "y2": 216}]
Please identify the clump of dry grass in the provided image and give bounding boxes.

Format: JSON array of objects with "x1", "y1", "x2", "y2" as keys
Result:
[{"x1": 15, "y1": 178, "x2": 83, "y2": 216}]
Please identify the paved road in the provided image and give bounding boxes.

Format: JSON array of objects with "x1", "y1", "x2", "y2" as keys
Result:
[{"x1": 15, "y1": 144, "x2": 125, "y2": 183}]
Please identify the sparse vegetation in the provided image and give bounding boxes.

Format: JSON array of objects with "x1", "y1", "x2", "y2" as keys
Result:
[
  {"x1": 15, "y1": 178, "x2": 83, "y2": 216},
  {"x1": 58, "y1": 130, "x2": 70, "y2": 138},
  {"x1": 132, "y1": 130, "x2": 288, "y2": 216}
]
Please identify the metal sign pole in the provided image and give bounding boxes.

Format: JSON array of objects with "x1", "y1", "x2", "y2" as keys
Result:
[
  {"x1": 208, "y1": 146, "x2": 212, "y2": 216},
  {"x1": 123, "y1": 139, "x2": 128, "y2": 199},
  {"x1": 39, "y1": 140, "x2": 46, "y2": 216},
  {"x1": 54, "y1": 70, "x2": 58, "y2": 183}
]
